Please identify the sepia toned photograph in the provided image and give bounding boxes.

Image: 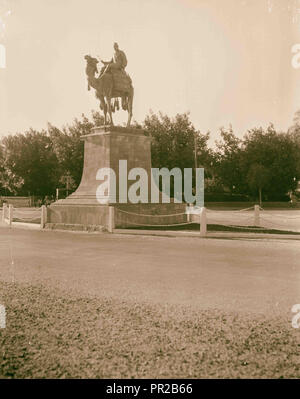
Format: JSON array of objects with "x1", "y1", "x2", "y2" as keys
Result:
[{"x1": 0, "y1": 0, "x2": 300, "y2": 386}]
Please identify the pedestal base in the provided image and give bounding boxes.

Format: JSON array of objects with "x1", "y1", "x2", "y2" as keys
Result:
[
  {"x1": 46, "y1": 202, "x2": 187, "y2": 231},
  {"x1": 47, "y1": 126, "x2": 188, "y2": 231},
  {"x1": 47, "y1": 204, "x2": 110, "y2": 231}
]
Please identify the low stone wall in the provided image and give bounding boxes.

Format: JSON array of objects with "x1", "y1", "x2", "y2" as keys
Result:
[
  {"x1": 47, "y1": 205, "x2": 110, "y2": 230},
  {"x1": 114, "y1": 203, "x2": 188, "y2": 228},
  {"x1": 46, "y1": 202, "x2": 188, "y2": 231}
]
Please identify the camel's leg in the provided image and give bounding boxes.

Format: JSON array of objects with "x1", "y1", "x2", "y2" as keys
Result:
[
  {"x1": 122, "y1": 96, "x2": 128, "y2": 111},
  {"x1": 127, "y1": 89, "x2": 134, "y2": 127},
  {"x1": 100, "y1": 96, "x2": 107, "y2": 125},
  {"x1": 107, "y1": 96, "x2": 114, "y2": 126},
  {"x1": 104, "y1": 104, "x2": 108, "y2": 125}
]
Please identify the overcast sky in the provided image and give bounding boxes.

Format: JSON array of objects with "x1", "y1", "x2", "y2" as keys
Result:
[{"x1": 1, "y1": 0, "x2": 300, "y2": 142}]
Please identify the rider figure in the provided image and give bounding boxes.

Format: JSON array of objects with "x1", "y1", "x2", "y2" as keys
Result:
[{"x1": 101, "y1": 42, "x2": 127, "y2": 73}]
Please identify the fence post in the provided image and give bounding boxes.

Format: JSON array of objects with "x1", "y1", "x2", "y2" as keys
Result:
[
  {"x1": 108, "y1": 206, "x2": 115, "y2": 233},
  {"x1": 200, "y1": 206, "x2": 207, "y2": 236},
  {"x1": 8, "y1": 204, "x2": 13, "y2": 226},
  {"x1": 2, "y1": 203, "x2": 7, "y2": 223},
  {"x1": 186, "y1": 203, "x2": 192, "y2": 223},
  {"x1": 41, "y1": 205, "x2": 47, "y2": 229},
  {"x1": 254, "y1": 204, "x2": 260, "y2": 227}
]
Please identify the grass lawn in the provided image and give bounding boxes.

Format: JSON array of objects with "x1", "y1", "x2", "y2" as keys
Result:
[
  {"x1": 123, "y1": 223, "x2": 300, "y2": 235},
  {"x1": 0, "y1": 281, "x2": 299, "y2": 379}
]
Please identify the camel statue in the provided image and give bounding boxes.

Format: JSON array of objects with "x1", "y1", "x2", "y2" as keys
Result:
[{"x1": 84, "y1": 55, "x2": 134, "y2": 127}]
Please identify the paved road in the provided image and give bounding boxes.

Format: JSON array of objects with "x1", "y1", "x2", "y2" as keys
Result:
[{"x1": 0, "y1": 226, "x2": 299, "y2": 318}]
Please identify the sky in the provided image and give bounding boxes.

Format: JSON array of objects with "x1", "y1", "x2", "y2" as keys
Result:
[{"x1": 1, "y1": 0, "x2": 300, "y2": 143}]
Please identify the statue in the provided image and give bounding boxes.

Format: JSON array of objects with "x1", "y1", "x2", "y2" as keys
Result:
[{"x1": 84, "y1": 43, "x2": 134, "y2": 127}]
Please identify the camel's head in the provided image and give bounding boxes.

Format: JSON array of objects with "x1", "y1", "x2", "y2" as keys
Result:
[{"x1": 84, "y1": 55, "x2": 99, "y2": 75}]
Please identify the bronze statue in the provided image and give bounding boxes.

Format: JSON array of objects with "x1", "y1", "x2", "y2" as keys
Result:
[{"x1": 84, "y1": 43, "x2": 134, "y2": 127}]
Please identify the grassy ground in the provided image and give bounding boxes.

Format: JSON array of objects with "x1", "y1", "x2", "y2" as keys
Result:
[
  {"x1": 123, "y1": 223, "x2": 300, "y2": 235},
  {"x1": 205, "y1": 202, "x2": 300, "y2": 209},
  {"x1": 0, "y1": 281, "x2": 299, "y2": 379}
]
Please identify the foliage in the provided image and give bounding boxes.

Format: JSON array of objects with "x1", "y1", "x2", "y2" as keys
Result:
[
  {"x1": 144, "y1": 111, "x2": 212, "y2": 172},
  {"x1": 1, "y1": 129, "x2": 58, "y2": 196},
  {"x1": 247, "y1": 163, "x2": 270, "y2": 204},
  {"x1": 48, "y1": 111, "x2": 105, "y2": 188},
  {"x1": 247, "y1": 163, "x2": 270, "y2": 192},
  {"x1": 0, "y1": 111, "x2": 104, "y2": 197},
  {"x1": 242, "y1": 125, "x2": 299, "y2": 199},
  {"x1": 212, "y1": 124, "x2": 300, "y2": 200},
  {"x1": 213, "y1": 126, "x2": 245, "y2": 194},
  {"x1": 0, "y1": 144, "x2": 24, "y2": 195}
]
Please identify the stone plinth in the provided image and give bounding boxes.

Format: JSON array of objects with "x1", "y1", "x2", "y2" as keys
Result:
[
  {"x1": 47, "y1": 125, "x2": 187, "y2": 230},
  {"x1": 54, "y1": 125, "x2": 151, "y2": 205}
]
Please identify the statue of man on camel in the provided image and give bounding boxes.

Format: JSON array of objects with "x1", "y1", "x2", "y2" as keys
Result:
[{"x1": 84, "y1": 42, "x2": 134, "y2": 127}]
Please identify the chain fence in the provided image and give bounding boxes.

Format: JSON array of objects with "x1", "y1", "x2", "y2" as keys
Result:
[
  {"x1": 1, "y1": 203, "x2": 299, "y2": 235},
  {"x1": 1, "y1": 204, "x2": 47, "y2": 229},
  {"x1": 113, "y1": 205, "x2": 300, "y2": 234}
]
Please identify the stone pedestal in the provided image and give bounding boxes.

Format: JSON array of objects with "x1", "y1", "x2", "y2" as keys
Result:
[{"x1": 47, "y1": 125, "x2": 187, "y2": 231}]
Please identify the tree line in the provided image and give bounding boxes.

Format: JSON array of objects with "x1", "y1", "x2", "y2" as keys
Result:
[{"x1": 1, "y1": 110, "x2": 300, "y2": 202}]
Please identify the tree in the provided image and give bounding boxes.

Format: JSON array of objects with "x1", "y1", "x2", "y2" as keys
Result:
[
  {"x1": 287, "y1": 111, "x2": 300, "y2": 179},
  {"x1": 1, "y1": 130, "x2": 58, "y2": 197},
  {"x1": 143, "y1": 111, "x2": 211, "y2": 197},
  {"x1": 242, "y1": 125, "x2": 299, "y2": 200},
  {"x1": 291, "y1": 109, "x2": 300, "y2": 128},
  {"x1": 0, "y1": 111, "x2": 105, "y2": 197},
  {"x1": 213, "y1": 127, "x2": 246, "y2": 194},
  {"x1": 59, "y1": 172, "x2": 77, "y2": 197},
  {"x1": 247, "y1": 163, "x2": 270, "y2": 205},
  {"x1": 0, "y1": 152, "x2": 24, "y2": 195},
  {"x1": 144, "y1": 111, "x2": 211, "y2": 171},
  {"x1": 212, "y1": 124, "x2": 300, "y2": 201},
  {"x1": 48, "y1": 111, "x2": 104, "y2": 189}
]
